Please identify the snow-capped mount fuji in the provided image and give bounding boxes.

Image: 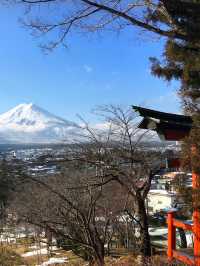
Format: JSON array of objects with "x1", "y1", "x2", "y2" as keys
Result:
[{"x1": 0, "y1": 103, "x2": 78, "y2": 143}]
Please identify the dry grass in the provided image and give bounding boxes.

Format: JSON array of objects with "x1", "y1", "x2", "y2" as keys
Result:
[
  {"x1": 15, "y1": 243, "x2": 84, "y2": 266},
  {"x1": 0, "y1": 245, "x2": 26, "y2": 265},
  {"x1": 0, "y1": 243, "x2": 187, "y2": 266},
  {"x1": 104, "y1": 255, "x2": 186, "y2": 266},
  {"x1": 24, "y1": 254, "x2": 49, "y2": 266}
]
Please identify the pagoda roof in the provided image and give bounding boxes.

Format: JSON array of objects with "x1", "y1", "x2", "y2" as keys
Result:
[{"x1": 132, "y1": 106, "x2": 193, "y2": 141}]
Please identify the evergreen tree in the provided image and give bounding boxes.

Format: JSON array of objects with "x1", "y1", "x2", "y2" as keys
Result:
[
  {"x1": 150, "y1": 0, "x2": 200, "y2": 113},
  {"x1": 149, "y1": 0, "x2": 200, "y2": 212}
]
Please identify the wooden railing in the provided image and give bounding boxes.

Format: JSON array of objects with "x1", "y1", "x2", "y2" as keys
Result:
[
  {"x1": 167, "y1": 209, "x2": 200, "y2": 266},
  {"x1": 167, "y1": 145, "x2": 200, "y2": 266}
]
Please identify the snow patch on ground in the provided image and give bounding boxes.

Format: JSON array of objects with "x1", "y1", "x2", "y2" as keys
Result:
[
  {"x1": 149, "y1": 227, "x2": 168, "y2": 236},
  {"x1": 22, "y1": 247, "x2": 59, "y2": 257},
  {"x1": 37, "y1": 257, "x2": 68, "y2": 265}
]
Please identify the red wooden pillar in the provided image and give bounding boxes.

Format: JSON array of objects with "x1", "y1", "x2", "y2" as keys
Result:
[
  {"x1": 167, "y1": 210, "x2": 176, "y2": 260},
  {"x1": 192, "y1": 145, "x2": 200, "y2": 265},
  {"x1": 192, "y1": 172, "x2": 200, "y2": 265}
]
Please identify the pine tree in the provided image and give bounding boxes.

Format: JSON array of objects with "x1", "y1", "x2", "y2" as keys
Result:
[
  {"x1": 150, "y1": 0, "x2": 200, "y2": 212},
  {"x1": 150, "y1": 1, "x2": 200, "y2": 113}
]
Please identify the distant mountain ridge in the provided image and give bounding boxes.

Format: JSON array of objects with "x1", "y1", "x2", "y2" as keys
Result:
[
  {"x1": 0, "y1": 103, "x2": 78, "y2": 143},
  {"x1": 0, "y1": 103, "x2": 178, "y2": 148}
]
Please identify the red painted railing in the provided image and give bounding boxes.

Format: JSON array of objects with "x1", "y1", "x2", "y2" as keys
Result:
[
  {"x1": 167, "y1": 168, "x2": 200, "y2": 265},
  {"x1": 167, "y1": 209, "x2": 195, "y2": 265}
]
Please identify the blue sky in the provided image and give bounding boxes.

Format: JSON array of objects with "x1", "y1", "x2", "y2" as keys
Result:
[{"x1": 0, "y1": 4, "x2": 181, "y2": 123}]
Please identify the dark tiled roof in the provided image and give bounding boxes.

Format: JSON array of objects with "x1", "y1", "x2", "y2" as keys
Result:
[{"x1": 132, "y1": 106, "x2": 193, "y2": 140}]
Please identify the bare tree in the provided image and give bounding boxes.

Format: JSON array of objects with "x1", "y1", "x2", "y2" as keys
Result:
[
  {"x1": 9, "y1": 105, "x2": 163, "y2": 264},
  {"x1": 7, "y1": 0, "x2": 191, "y2": 51},
  {"x1": 71, "y1": 105, "x2": 162, "y2": 257},
  {"x1": 11, "y1": 163, "x2": 128, "y2": 266}
]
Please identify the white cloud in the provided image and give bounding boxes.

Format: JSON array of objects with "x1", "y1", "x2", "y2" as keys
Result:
[
  {"x1": 83, "y1": 65, "x2": 93, "y2": 73},
  {"x1": 93, "y1": 122, "x2": 111, "y2": 130},
  {"x1": 78, "y1": 122, "x2": 111, "y2": 131}
]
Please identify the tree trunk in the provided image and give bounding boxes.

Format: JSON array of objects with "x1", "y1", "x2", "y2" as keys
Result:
[
  {"x1": 137, "y1": 196, "x2": 151, "y2": 257},
  {"x1": 96, "y1": 256, "x2": 105, "y2": 266},
  {"x1": 94, "y1": 242, "x2": 105, "y2": 266},
  {"x1": 178, "y1": 228, "x2": 187, "y2": 248}
]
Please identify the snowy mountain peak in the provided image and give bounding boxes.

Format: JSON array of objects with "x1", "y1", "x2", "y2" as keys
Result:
[{"x1": 0, "y1": 103, "x2": 77, "y2": 143}]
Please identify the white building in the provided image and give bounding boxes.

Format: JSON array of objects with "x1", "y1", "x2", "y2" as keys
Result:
[{"x1": 147, "y1": 189, "x2": 177, "y2": 213}]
